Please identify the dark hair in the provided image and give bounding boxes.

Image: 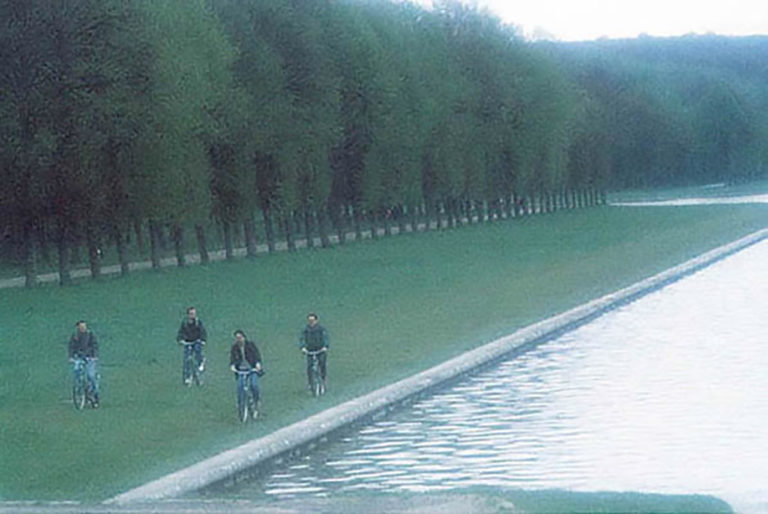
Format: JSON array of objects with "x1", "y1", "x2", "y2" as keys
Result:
[
  {"x1": 307, "y1": 313, "x2": 318, "y2": 320},
  {"x1": 233, "y1": 329, "x2": 246, "y2": 338},
  {"x1": 75, "y1": 320, "x2": 86, "y2": 326},
  {"x1": 187, "y1": 306, "x2": 196, "y2": 313}
]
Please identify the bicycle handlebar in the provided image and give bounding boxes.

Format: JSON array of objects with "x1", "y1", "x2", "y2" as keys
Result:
[
  {"x1": 302, "y1": 348, "x2": 327, "y2": 356},
  {"x1": 179, "y1": 339, "x2": 203, "y2": 346}
]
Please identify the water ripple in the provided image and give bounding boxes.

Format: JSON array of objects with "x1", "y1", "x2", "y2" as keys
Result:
[{"x1": 225, "y1": 240, "x2": 768, "y2": 512}]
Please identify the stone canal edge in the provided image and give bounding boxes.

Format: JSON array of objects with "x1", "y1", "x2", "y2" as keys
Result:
[{"x1": 107, "y1": 227, "x2": 768, "y2": 504}]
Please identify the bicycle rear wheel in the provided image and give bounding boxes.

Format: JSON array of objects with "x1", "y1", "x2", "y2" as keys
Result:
[{"x1": 73, "y1": 375, "x2": 86, "y2": 410}]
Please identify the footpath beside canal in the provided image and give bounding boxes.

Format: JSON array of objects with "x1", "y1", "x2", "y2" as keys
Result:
[{"x1": 108, "y1": 227, "x2": 768, "y2": 504}]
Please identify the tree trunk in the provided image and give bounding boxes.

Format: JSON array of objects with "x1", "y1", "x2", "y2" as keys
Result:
[
  {"x1": 194, "y1": 224, "x2": 209, "y2": 264},
  {"x1": 261, "y1": 209, "x2": 276, "y2": 253},
  {"x1": 383, "y1": 209, "x2": 392, "y2": 236},
  {"x1": 58, "y1": 224, "x2": 72, "y2": 285},
  {"x1": 114, "y1": 224, "x2": 129, "y2": 275},
  {"x1": 396, "y1": 204, "x2": 407, "y2": 235},
  {"x1": 172, "y1": 223, "x2": 185, "y2": 267},
  {"x1": 369, "y1": 211, "x2": 379, "y2": 240},
  {"x1": 23, "y1": 223, "x2": 37, "y2": 288},
  {"x1": 86, "y1": 222, "x2": 101, "y2": 279},
  {"x1": 148, "y1": 220, "x2": 161, "y2": 269},
  {"x1": 284, "y1": 215, "x2": 296, "y2": 252},
  {"x1": 410, "y1": 203, "x2": 419, "y2": 232},
  {"x1": 304, "y1": 208, "x2": 314, "y2": 249},
  {"x1": 244, "y1": 218, "x2": 257, "y2": 258},
  {"x1": 134, "y1": 220, "x2": 145, "y2": 255},
  {"x1": 353, "y1": 206, "x2": 364, "y2": 241},
  {"x1": 156, "y1": 224, "x2": 168, "y2": 251},
  {"x1": 37, "y1": 223, "x2": 51, "y2": 265},
  {"x1": 331, "y1": 204, "x2": 346, "y2": 245},
  {"x1": 222, "y1": 221, "x2": 234, "y2": 260},
  {"x1": 317, "y1": 207, "x2": 331, "y2": 248},
  {"x1": 446, "y1": 199, "x2": 456, "y2": 228}
]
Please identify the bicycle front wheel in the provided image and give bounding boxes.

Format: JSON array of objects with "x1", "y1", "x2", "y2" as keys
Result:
[
  {"x1": 182, "y1": 355, "x2": 193, "y2": 386},
  {"x1": 237, "y1": 387, "x2": 249, "y2": 423},
  {"x1": 311, "y1": 365, "x2": 322, "y2": 397},
  {"x1": 73, "y1": 376, "x2": 86, "y2": 410}
]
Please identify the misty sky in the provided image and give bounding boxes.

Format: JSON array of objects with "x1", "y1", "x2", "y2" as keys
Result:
[{"x1": 416, "y1": 0, "x2": 768, "y2": 41}]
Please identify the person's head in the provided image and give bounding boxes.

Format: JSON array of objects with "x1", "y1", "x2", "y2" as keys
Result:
[
  {"x1": 75, "y1": 320, "x2": 87, "y2": 333},
  {"x1": 234, "y1": 330, "x2": 246, "y2": 345},
  {"x1": 187, "y1": 307, "x2": 197, "y2": 321},
  {"x1": 307, "y1": 313, "x2": 318, "y2": 327}
]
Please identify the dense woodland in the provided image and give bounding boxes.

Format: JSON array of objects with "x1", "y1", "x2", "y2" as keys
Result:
[{"x1": 2, "y1": 0, "x2": 767, "y2": 286}]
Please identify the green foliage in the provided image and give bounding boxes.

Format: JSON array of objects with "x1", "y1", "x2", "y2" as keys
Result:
[{"x1": 3, "y1": 2, "x2": 768, "y2": 271}]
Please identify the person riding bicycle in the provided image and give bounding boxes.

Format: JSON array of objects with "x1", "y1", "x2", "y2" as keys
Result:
[
  {"x1": 68, "y1": 320, "x2": 100, "y2": 408},
  {"x1": 176, "y1": 306, "x2": 207, "y2": 384},
  {"x1": 299, "y1": 313, "x2": 329, "y2": 391},
  {"x1": 229, "y1": 330, "x2": 263, "y2": 416}
]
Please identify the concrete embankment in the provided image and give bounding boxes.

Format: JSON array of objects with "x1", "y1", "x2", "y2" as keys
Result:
[{"x1": 108, "y1": 228, "x2": 768, "y2": 504}]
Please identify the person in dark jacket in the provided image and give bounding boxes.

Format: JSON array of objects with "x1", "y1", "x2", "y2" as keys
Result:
[
  {"x1": 229, "y1": 330, "x2": 263, "y2": 414},
  {"x1": 68, "y1": 320, "x2": 100, "y2": 407},
  {"x1": 299, "y1": 313, "x2": 329, "y2": 390},
  {"x1": 176, "y1": 306, "x2": 207, "y2": 383}
]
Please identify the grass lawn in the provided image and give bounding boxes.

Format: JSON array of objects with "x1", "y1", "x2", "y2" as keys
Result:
[{"x1": 1, "y1": 203, "x2": 767, "y2": 501}]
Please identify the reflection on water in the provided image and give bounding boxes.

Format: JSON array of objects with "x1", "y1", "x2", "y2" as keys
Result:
[
  {"x1": 611, "y1": 193, "x2": 768, "y2": 206},
  {"x1": 221, "y1": 240, "x2": 768, "y2": 512}
]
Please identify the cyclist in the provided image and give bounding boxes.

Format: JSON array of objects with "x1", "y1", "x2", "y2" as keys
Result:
[
  {"x1": 68, "y1": 320, "x2": 100, "y2": 408},
  {"x1": 176, "y1": 306, "x2": 207, "y2": 384},
  {"x1": 229, "y1": 330, "x2": 263, "y2": 416},
  {"x1": 299, "y1": 313, "x2": 329, "y2": 391}
]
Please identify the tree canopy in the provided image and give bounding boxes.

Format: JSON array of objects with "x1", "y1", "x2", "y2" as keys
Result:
[{"x1": 2, "y1": 0, "x2": 767, "y2": 283}]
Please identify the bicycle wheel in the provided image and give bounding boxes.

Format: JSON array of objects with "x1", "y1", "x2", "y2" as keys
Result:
[
  {"x1": 249, "y1": 392, "x2": 259, "y2": 420},
  {"x1": 311, "y1": 362, "x2": 322, "y2": 397},
  {"x1": 182, "y1": 354, "x2": 192, "y2": 386},
  {"x1": 237, "y1": 385, "x2": 249, "y2": 423},
  {"x1": 73, "y1": 373, "x2": 86, "y2": 410}
]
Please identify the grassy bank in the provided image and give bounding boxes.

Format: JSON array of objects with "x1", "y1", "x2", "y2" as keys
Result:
[{"x1": 2, "y1": 203, "x2": 767, "y2": 501}]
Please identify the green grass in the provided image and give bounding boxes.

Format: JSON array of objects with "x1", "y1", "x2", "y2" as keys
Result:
[{"x1": 1, "y1": 204, "x2": 767, "y2": 501}]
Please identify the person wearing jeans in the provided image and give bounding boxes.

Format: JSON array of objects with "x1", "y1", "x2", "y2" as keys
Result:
[
  {"x1": 229, "y1": 330, "x2": 263, "y2": 416},
  {"x1": 176, "y1": 306, "x2": 207, "y2": 383},
  {"x1": 69, "y1": 320, "x2": 100, "y2": 407},
  {"x1": 299, "y1": 313, "x2": 329, "y2": 390}
]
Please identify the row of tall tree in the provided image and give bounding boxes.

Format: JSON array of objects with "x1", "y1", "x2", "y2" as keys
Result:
[{"x1": 1, "y1": 0, "x2": 767, "y2": 286}]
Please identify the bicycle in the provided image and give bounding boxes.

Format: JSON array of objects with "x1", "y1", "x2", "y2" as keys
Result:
[
  {"x1": 180, "y1": 339, "x2": 204, "y2": 386},
  {"x1": 303, "y1": 348, "x2": 327, "y2": 397},
  {"x1": 72, "y1": 356, "x2": 98, "y2": 410},
  {"x1": 234, "y1": 368, "x2": 261, "y2": 423}
]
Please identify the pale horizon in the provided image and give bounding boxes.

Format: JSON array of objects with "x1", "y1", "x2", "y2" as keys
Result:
[{"x1": 412, "y1": 0, "x2": 768, "y2": 41}]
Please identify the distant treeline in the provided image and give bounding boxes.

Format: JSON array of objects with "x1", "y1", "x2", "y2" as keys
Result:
[{"x1": 2, "y1": 0, "x2": 767, "y2": 285}]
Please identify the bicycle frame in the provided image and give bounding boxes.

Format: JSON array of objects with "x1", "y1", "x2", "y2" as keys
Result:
[
  {"x1": 304, "y1": 348, "x2": 326, "y2": 397},
  {"x1": 180, "y1": 340, "x2": 203, "y2": 386},
  {"x1": 72, "y1": 356, "x2": 96, "y2": 410},
  {"x1": 235, "y1": 369, "x2": 259, "y2": 423}
]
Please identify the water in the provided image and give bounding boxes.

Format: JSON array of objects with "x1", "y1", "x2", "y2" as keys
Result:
[
  {"x1": 611, "y1": 193, "x2": 768, "y2": 206},
  {"x1": 219, "y1": 239, "x2": 768, "y2": 512}
]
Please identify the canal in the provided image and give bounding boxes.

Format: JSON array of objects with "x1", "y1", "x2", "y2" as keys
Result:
[{"x1": 210, "y1": 238, "x2": 768, "y2": 512}]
